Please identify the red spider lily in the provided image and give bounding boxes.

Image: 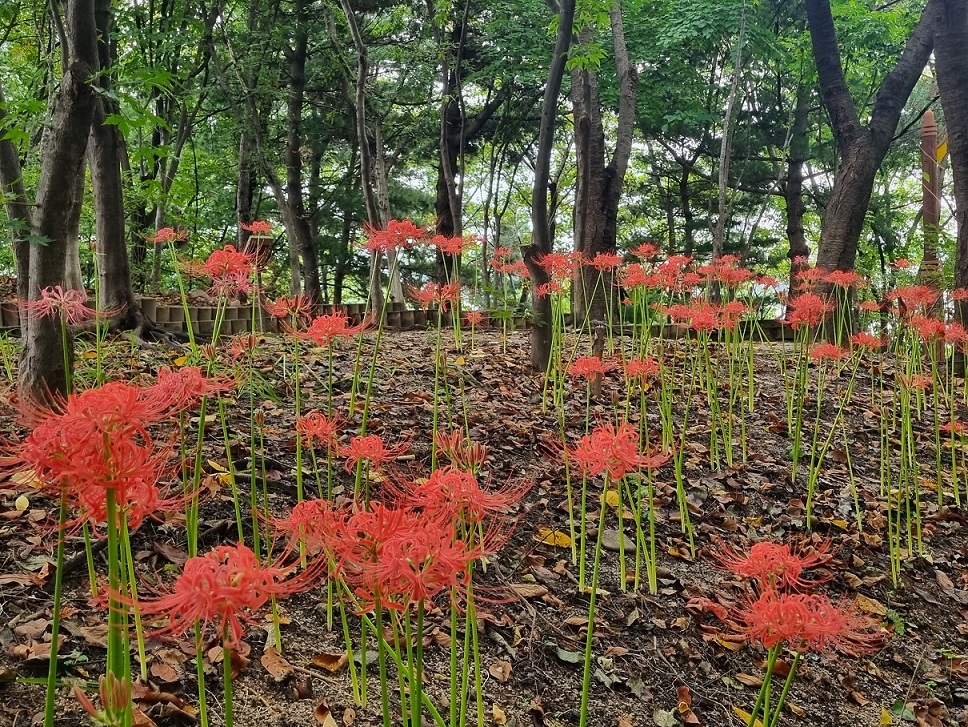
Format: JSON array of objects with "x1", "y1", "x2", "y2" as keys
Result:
[
  {"x1": 888, "y1": 285, "x2": 940, "y2": 315},
  {"x1": 275, "y1": 498, "x2": 349, "y2": 561},
  {"x1": 431, "y1": 234, "x2": 479, "y2": 256},
  {"x1": 758, "y1": 275, "x2": 779, "y2": 289},
  {"x1": 713, "y1": 540, "x2": 831, "y2": 592},
  {"x1": 849, "y1": 331, "x2": 882, "y2": 350},
  {"x1": 700, "y1": 256, "x2": 755, "y2": 288},
  {"x1": 785, "y1": 292, "x2": 835, "y2": 330},
  {"x1": 75, "y1": 673, "x2": 132, "y2": 727},
  {"x1": 464, "y1": 310, "x2": 485, "y2": 327},
  {"x1": 263, "y1": 294, "x2": 314, "y2": 324},
  {"x1": 341, "y1": 434, "x2": 408, "y2": 472},
  {"x1": 945, "y1": 322, "x2": 968, "y2": 346},
  {"x1": 134, "y1": 542, "x2": 320, "y2": 647},
  {"x1": 587, "y1": 252, "x2": 624, "y2": 271},
  {"x1": 892, "y1": 258, "x2": 912, "y2": 269},
  {"x1": 240, "y1": 220, "x2": 273, "y2": 236},
  {"x1": 794, "y1": 265, "x2": 828, "y2": 292},
  {"x1": 19, "y1": 286, "x2": 115, "y2": 325},
  {"x1": 623, "y1": 357, "x2": 660, "y2": 381},
  {"x1": 809, "y1": 343, "x2": 847, "y2": 361},
  {"x1": 362, "y1": 219, "x2": 428, "y2": 253},
  {"x1": 536, "y1": 281, "x2": 564, "y2": 297},
  {"x1": 824, "y1": 270, "x2": 866, "y2": 288},
  {"x1": 537, "y1": 252, "x2": 575, "y2": 281},
  {"x1": 145, "y1": 227, "x2": 187, "y2": 244},
  {"x1": 953, "y1": 288, "x2": 968, "y2": 301},
  {"x1": 941, "y1": 421, "x2": 968, "y2": 436},
  {"x1": 186, "y1": 245, "x2": 254, "y2": 297},
  {"x1": 291, "y1": 312, "x2": 367, "y2": 346},
  {"x1": 907, "y1": 314, "x2": 947, "y2": 343},
  {"x1": 434, "y1": 430, "x2": 488, "y2": 471},
  {"x1": 504, "y1": 260, "x2": 528, "y2": 278},
  {"x1": 409, "y1": 282, "x2": 461, "y2": 311},
  {"x1": 296, "y1": 412, "x2": 343, "y2": 451},
  {"x1": 898, "y1": 373, "x2": 933, "y2": 391},
  {"x1": 366, "y1": 514, "x2": 480, "y2": 610},
  {"x1": 737, "y1": 589, "x2": 881, "y2": 656},
  {"x1": 859, "y1": 300, "x2": 883, "y2": 313},
  {"x1": 567, "y1": 356, "x2": 611, "y2": 381},
  {"x1": 570, "y1": 422, "x2": 670, "y2": 480},
  {"x1": 619, "y1": 263, "x2": 656, "y2": 290},
  {"x1": 228, "y1": 334, "x2": 259, "y2": 362},
  {"x1": 388, "y1": 465, "x2": 529, "y2": 526},
  {"x1": 630, "y1": 242, "x2": 660, "y2": 259},
  {"x1": 146, "y1": 366, "x2": 235, "y2": 414}
]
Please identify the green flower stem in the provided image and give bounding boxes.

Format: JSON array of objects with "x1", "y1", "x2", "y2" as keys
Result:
[
  {"x1": 194, "y1": 626, "x2": 209, "y2": 727},
  {"x1": 43, "y1": 492, "x2": 68, "y2": 727},
  {"x1": 579, "y1": 488, "x2": 610, "y2": 727},
  {"x1": 222, "y1": 640, "x2": 234, "y2": 727},
  {"x1": 120, "y1": 521, "x2": 148, "y2": 682}
]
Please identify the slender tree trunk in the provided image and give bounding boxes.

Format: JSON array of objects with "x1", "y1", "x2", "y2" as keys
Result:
[
  {"x1": 785, "y1": 85, "x2": 811, "y2": 307},
  {"x1": 89, "y1": 0, "x2": 139, "y2": 326},
  {"x1": 0, "y1": 81, "x2": 31, "y2": 310},
  {"x1": 805, "y1": 0, "x2": 938, "y2": 274},
  {"x1": 934, "y1": 0, "x2": 968, "y2": 371},
  {"x1": 20, "y1": 0, "x2": 99, "y2": 403},
  {"x1": 525, "y1": 0, "x2": 576, "y2": 371},
  {"x1": 570, "y1": 0, "x2": 637, "y2": 324}
]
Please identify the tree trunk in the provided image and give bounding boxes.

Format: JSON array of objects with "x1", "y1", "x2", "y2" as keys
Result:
[
  {"x1": 785, "y1": 84, "x2": 811, "y2": 307},
  {"x1": 89, "y1": 0, "x2": 139, "y2": 326},
  {"x1": 805, "y1": 0, "x2": 938, "y2": 274},
  {"x1": 525, "y1": 0, "x2": 575, "y2": 371},
  {"x1": 20, "y1": 0, "x2": 100, "y2": 404},
  {"x1": 934, "y1": 0, "x2": 968, "y2": 370},
  {"x1": 0, "y1": 81, "x2": 31, "y2": 310},
  {"x1": 570, "y1": 1, "x2": 637, "y2": 325}
]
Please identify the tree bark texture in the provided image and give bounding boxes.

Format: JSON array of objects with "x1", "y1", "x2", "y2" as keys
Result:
[
  {"x1": 570, "y1": 1, "x2": 637, "y2": 324},
  {"x1": 934, "y1": 0, "x2": 968, "y2": 366},
  {"x1": 525, "y1": 0, "x2": 576, "y2": 371},
  {"x1": 805, "y1": 0, "x2": 938, "y2": 273},
  {"x1": 20, "y1": 0, "x2": 100, "y2": 403},
  {"x1": 89, "y1": 0, "x2": 139, "y2": 326},
  {"x1": 784, "y1": 84, "x2": 811, "y2": 307},
  {"x1": 0, "y1": 81, "x2": 31, "y2": 309}
]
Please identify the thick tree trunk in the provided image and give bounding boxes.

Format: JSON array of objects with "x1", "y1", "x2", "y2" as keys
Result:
[
  {"x1": 805, "y1": 0, "x2": 938, "y2": 273},
  {"x1": 785, "y1": 85, "x2": 811, "y2": 306},
  {"x1": 526, "y1": 0, "x2": 575, "y2": 371},
  {"x1": 20, "y1": 0, "x2": 100, "y2": 403},
  {"x1": 934, "y1": 0, "x2": 968, "y2": 370}
]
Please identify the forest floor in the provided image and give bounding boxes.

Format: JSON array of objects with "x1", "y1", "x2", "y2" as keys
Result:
[{"x1": 0, "y1": 327, "x2": 967, "y2": 727}]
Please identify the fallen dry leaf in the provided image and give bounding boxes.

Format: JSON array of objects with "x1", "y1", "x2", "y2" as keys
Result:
[
  {"x1": 312, "y1": 651, "x2": 349, "y2": 673},
  {"x1": 314, "y1": 699, "x2": 338, "y2": 726},
  {"x1": 261, "y1": 647, "x2": 294, "y2": 681},
  {"x1": 488, "y1": 659, "x2": 512, "y2": 682}
]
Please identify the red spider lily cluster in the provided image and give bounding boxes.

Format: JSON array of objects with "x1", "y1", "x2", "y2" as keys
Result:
[
  {"x1": 263, "y1": 294, "x2": 315, "y2": 324},
  {"x1": 705, "y1": 541, "x2": 880, "y2": 668},
  {"x1": 784, "y1": 292, "x2": 835, "y2": 330},
  {"x1": 570, "y1": 422, "x2": 670, "y2": 480},
  {"x1": 277, "y1": 465, "x2": 528, "y2": 613},
  {"x1": 362, "y1": 220, "x2": 429, "y2": 253},
  {"x1": 296, "y1": 411, "x2": 344, "y2": 451},
  {"x1": 340, "y1": 434, "x2": 408, "y2": 473},
  {"x1": 240, "y1": 220, "x2": 273, "y2": 236},
  {"x1": 409, "y1": 282, "x2": 461, "y2": 311},
  {"x1": 567, "y1": 355, "x2": 612, "y2": 381},
  {"x1": 134, "y1": 542, "x2": 320, "y2": 646},
  {"x1": 185, "y1": 244, "x2": 255, "y2": 297},
  {"x1": 661, "y1": 300, "x2": 749, "y2": 333},
  {"x1": 145, "y1": 227, "x2": 187, "y2": 245},
  {"x1": 434, "y1": 430, "x2": 488, "y2": 472},
  {"x1": 431, "y1": 233, "x2": 480, "y2": 256},
  {"x1": 19, "y1": 286, "x2": 115, "y2": 325},
  {"x1": 6, "y1": 368, "x2": 229, "y2": 531},
  {"x1": 290, "y1": 311, "x2": 369, "y2": 346}
]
